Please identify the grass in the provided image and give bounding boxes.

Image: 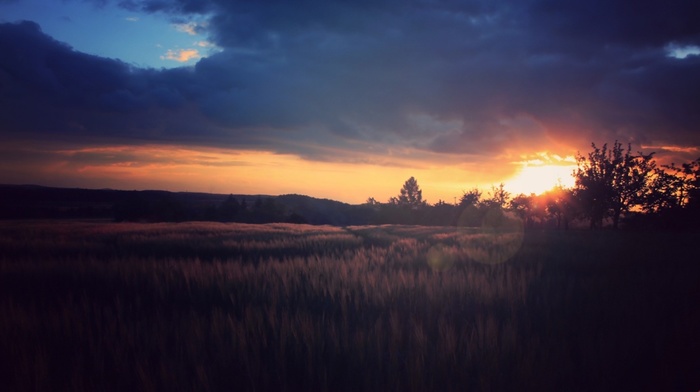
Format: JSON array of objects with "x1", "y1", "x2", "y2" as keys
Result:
[{"x1": 0, "y1": 221, "x2": 698, "y2": 391}]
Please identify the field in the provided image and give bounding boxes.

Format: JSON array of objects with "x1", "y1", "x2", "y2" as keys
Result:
[{"x1": 0, "y1": 221, "x2": 698, "y2": 391}]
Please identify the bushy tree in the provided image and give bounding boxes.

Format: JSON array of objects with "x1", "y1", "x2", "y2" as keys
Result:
[
  {"x1": 426, "y1": 199, "x2": 459, "y2": 226},
  {"x1": 685, "y1": 159, "x2": 700, "y2": 209},
  {"x1": 509, "y1": 193, "x2": 537, "y2": 228},
  {"x1": 459, "y1": 188, "x2": 481, "y2": 207},
  {"x1": 651, "y1": 159, "x2": 700, "y2": 210},
  {"x1": 640, "y1": 158, "x2": 700, "y2": 228},
  {"x1": 482, "y1": 183, "x2": 510, "y2": 209},
  {"x1": 574, "y1": 141, "x2": 655, "y2": 229},
  {"x1": 543, "y1": 185, "x2": 577, "y2": 229}
]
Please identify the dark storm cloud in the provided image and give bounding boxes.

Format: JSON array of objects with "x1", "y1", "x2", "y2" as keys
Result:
[
  {"x1": 529, "y1": 0, "x2": 700, "y2": 48},
  {"x1": 0, "y1": 22, "x2": 198, "y2": 136},
  {"x1": 1, "y1": 0, "x2": 700, "y2": 162}
]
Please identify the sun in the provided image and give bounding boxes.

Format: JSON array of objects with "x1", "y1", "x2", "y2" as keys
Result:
[{"x1": 506, "y1": 163, "x2": 576, "y2": 195}]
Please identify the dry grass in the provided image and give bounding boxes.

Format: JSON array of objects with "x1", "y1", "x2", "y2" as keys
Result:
[{"x1": 0, "y1": 221, "x2": 698, "y2": 391}]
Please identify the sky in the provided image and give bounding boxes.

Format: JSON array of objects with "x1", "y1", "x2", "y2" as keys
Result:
[{"x1": 1, "y1": 0, "x2": 699, "y2": 204}]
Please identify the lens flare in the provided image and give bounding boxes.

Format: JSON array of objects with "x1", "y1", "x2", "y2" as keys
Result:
[
  {"x1": 426, "y1": 244, "x2": 456, "y2": 271},
  {"x1": 458, "y1": 207, "x2": 525, "y2": 264}
]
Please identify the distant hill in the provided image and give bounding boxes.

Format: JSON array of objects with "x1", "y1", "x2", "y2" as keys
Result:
[
  {"x1": 0, "y1": 184, "x2": 373, "y2": 225},
  {"x1": 275, "y1": 194, "x2": 376, "y2": 226}
]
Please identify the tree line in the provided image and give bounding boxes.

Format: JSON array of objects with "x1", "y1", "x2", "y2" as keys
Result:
[{"x1": 365, "y1": 141, "x2": 700, "y2": 230}]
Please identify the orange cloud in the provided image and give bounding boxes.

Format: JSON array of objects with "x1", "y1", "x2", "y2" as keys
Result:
[
  {"x1": 161, "y1": 49, "x2": 201, "y2": 62},
  {"x1": 641, "y1": 145, "x2": 699, "y2": 154}
]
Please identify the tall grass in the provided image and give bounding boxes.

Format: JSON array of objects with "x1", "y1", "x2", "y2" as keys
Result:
[{"x1": 0, "y1": 221, "x2": 698, "y2": 391}]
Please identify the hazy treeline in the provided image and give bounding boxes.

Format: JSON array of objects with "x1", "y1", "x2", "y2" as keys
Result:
[
  {"x1": 113, "y1": 194, "x2": 379, "y2": 226},
  {"x1": 114, "y1": 194, "x2": 294, "y2": 224}
]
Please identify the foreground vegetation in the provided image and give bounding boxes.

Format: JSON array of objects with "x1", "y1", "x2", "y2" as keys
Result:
[{"x1": 0, "y1": 221, "x2": 698, "y2": 391}]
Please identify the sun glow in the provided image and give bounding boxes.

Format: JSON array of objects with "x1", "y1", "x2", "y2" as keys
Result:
[{"x1": 506, "y1": 163, "x2": 576, "y2": 195}]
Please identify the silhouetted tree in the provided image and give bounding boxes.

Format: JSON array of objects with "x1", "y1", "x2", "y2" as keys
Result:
[
  {"x1": 574, "y1": 141, "x2": 655, "y2": 229},
  {"x1": 684, "y1": 159, "x2": 700, "y2": 209},
  {"x1": 482, "y1": 183, "x2": 510, "y2": 209},
  {"x1": 544, "y1": 185, "x2": 576, "y2": 229},
  {"x1": 643, "y1": 166, "x2": 684, "y2": 214},
  {"x1": 427, "y1": 199, "x2": 458, "y2": 226},
  {"x1": 459, "y1": 188, "x2": 481, "y2": 207},
  {"x1": 638, "y1": 158, "x2": 700, "y2": 228},
  {"x1": 509, "y1": 193, "x2": 535, "y2": 228},
  {"x1": 655, "y1": 159, "x2": 700, "y2": 210},
  {"x1": 397, "y1": 177, "x2": 426, "y2": 209},
  {"x1": 454, "y1": 188, "x2": 482, "y2": 227}
]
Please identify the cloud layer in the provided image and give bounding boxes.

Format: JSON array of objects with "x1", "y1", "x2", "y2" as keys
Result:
[{"x1": 1, "y1": 0, "x2": 700, "y2": 165}]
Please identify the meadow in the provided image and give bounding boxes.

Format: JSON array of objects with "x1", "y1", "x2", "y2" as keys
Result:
[{"x1": 0, "y1": 221, "x2": 698, "y2": 391}]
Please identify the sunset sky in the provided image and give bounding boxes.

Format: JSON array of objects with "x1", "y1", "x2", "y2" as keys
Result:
[{"x1": 1, "y1": 0, "x2": 699, "y2": 204}]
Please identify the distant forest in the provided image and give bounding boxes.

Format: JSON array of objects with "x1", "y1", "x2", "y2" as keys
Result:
[{"x1": 1, "y1": 142, "x2": 698, "y2": 229}]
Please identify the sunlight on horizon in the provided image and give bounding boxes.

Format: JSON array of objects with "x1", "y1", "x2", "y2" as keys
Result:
[
  {"x1": 3, "y1": 143, "x2": 586, "y2": 204},
  {"x1": 505, "y1": 163, "x2": 577, "y2": 196}
]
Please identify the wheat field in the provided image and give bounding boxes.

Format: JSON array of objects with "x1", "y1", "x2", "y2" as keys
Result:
[{"x1": 0, "y1": 221, "x2": 697, "y2": 391}]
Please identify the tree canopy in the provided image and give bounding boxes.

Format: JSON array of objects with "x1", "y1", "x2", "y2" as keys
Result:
[
  {"x1": 396, "y1": 176, "x2": 426, "y2": 209},
  {"x1": 566, "y1": 141, "x2": 700, "y2": 229}
]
